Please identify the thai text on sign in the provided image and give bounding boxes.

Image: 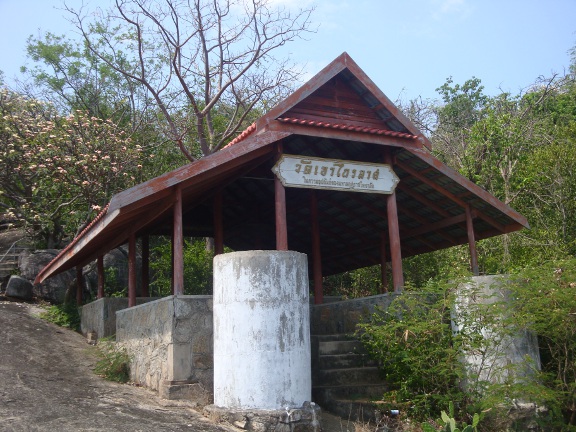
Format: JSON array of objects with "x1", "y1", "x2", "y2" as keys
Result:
[{"x1": 272, "y1": 154, "x2": 399, "y2": 194}]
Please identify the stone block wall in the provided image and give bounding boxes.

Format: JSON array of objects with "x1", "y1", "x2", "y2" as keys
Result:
[
  {"x1": 116, "y1": 295, "x2": 213, "y2": 404},
  {"x1": 310, "y1": 293, "x2": 400, "y2": 335}
]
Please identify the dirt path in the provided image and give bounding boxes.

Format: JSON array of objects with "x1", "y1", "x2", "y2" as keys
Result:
[{"x1": 0, "y1": 300, "x2": 235, "y2": 432}]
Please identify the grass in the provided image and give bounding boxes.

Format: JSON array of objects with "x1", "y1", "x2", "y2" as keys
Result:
[
  {"x1": 93, "y1": 338, "x2": 131, "y2": 383},
  {"x1": 38, "y1": 302, "x2": 81, "y2": 331}
]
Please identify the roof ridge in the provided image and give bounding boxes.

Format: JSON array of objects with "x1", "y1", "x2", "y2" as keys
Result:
[{"x1": 276, "y1": 117, "x2": 417, "y2": 139}]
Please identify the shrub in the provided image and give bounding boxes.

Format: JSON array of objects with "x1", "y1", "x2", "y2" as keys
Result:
[
  {"x1": 93, "y1": 339, "x2": 131, "y2": 383},
  {"x1": 39, "y1": 302, "x2": 81, "y2": 331}
]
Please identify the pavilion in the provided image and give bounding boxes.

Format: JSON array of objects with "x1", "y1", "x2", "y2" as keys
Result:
[{"x1": 35, "y1": 52, "x2": 528, "y2": 304}]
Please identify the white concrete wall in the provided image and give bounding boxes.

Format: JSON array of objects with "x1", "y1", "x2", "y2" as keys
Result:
[{"x1": 213, "y1": 251, "x2": 311, "y2": 410}]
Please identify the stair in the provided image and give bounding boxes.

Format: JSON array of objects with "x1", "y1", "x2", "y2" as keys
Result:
[
  {"x1": 0, "y1": 246, "x2": 29, "y2": 281},
  {"x1": 312, "y1": 333, "x2": 388, "y2": 422}
]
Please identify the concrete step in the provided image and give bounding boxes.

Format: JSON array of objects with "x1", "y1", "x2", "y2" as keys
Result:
[
  {"x1": 312, "y1": 333, "x2": 356, "y2": 342},
  {"x1": 318, "y1": 398, "x2": 381, "y2": 424},
  {"x1": 313, "y1": 383, "x2": 388, "y2": 401},
  {"x1": 314, "y1": 366, "x2": 382, "y2": 387},
  {"x1": 318, "y1": 340, "x2": 365, "y2": 356},
  {"x1": 318, "y1": 353, "x2": 377, "y2": 370}
]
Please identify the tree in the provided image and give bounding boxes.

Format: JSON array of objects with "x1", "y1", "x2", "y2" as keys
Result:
[
  {"x1": 66, "y1": 0, "x2": 314, "y2": 162},
  {"x1": 0, "y1": 88, "x2": 142, "y2": 247}
]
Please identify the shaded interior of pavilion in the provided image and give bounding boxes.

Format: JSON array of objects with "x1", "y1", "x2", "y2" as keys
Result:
[{"x1": 34, "y1": 52, "x2": 529, "y2": 305}]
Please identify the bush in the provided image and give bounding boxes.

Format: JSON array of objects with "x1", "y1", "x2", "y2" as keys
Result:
[
  {"x1": 357, "y1": 280, "x2": 466, "y2": 421},
  {"x1": 149, "y1": 237, "x2": 213, "y2": 296},
  {"x1": 93, "y1": 339, "x2": 131, "y2": 383},
  {"x1": 39, "y1": 303, "x2": 80, "y2": 331}
]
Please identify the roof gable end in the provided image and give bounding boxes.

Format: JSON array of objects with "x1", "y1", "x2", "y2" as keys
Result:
[{"x1": 260, "y1": 52, "x2": 431, "y2": 149}]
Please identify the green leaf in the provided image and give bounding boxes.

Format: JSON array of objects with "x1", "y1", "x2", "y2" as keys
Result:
[
  {"x1": 441, "y1": 410, "x2": 450, "y2": 424},
  {"x1": 421, "y1": 423, "x2": 437, "y2": 432},
  {"x1": 472, "y1": 413, "x2": 479, "y2": 427}
]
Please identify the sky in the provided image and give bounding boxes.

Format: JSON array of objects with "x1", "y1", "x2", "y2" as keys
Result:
[{"x1": 0, "y1": 0, "x2": 575, "y2": 103}]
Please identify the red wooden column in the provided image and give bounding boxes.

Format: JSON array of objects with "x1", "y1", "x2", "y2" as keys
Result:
[
  {"x1": 466, "y1": 206, "x2": 480, "y2": 276},
  {"x1": 128, "y1": 233, "x2": 137, "y2": 307},
  {"x1": 171, "y1": 229, "x2": 175, "y2": 295},
  {"x1": 214, "y1": 191, "x2": 224, "y2": 256},
  {"x1": 173, "y1": 185, "x2": 184, "y2": 295},
  {"x1": 384, "y1": 150, "x2": 404, "y2": 292},
  {"x1": 379, "y1": 232, "x2": 388, "y2": 294},
  {"x1": 274, "y1": 144, "x2": 288, "y2": 251},
  {"x1": 76, "y1": 266, "x2": 83, "y2": 306},
  {"x1": 97, "y1": 255, "x2": 105, "y2": 299},
  {"x1": 310, "y1": 190, "x2": 323, "y2": 304},
  {"x1": 141, "y1": 235, "x2": 150, "y2": 297}
]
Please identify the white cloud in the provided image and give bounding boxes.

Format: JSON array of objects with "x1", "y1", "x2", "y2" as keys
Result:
[{"x1": 431, "y1": 0, "x2": 473, "y2": 20}]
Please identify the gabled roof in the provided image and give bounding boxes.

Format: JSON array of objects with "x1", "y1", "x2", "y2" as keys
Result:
[{"x1": 35, "y1": 53, "x2": 528, "y2": 285}]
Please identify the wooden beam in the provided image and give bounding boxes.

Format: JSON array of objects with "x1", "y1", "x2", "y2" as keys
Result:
[
  {"x1": 466, "y1": 206, "x2": 480, "y2": 276},
  {"x1": 128, "y1": 233, "x2": 136, "y2": 307},
  {"x1": 173, "y1": 185, "x2": 184, "y2": 296},
  {"x1": 141, "y1": 235, "x2": 150, "y2": 297},
  {"x1": 97, "y1": 255, "x2": 104, "y2": 299},
  {"x1": 310, "y1": 190, "x2": 323, "y2": 304},
  {"x1": 396, "y1": 160, "x2": 508, "y2": 233},
  {"x1": 385, "y1": 150, "x2": 404, "y2": 292},
  {"x1": 274, "y1": 143, "x2": 288, "y2": 251},
  {"x1": 214, "y1": 190, "x2": 224, "y2": 256}
]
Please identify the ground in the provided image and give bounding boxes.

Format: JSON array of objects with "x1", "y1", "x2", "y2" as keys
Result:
[
  {"x1": 0, "y1": 300, "x2": 235, "y2": 432},
  {"x1": 0, "y1": 299, "x2": 355, "y2": 432}
]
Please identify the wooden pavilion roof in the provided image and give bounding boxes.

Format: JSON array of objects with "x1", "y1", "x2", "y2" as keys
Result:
[{"x1": 35, "y1": 53, "x2": 528, "y2": 285}]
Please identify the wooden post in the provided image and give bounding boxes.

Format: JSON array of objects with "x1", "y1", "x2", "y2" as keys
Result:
[
  {"x1": 173, "y1": 186, "x2": 184, "y2": 295},
  {"x1": 380, "y1": 232, "x2": 388, "y2": 294},
  {"x1": 466, "y1": 206, "x2": 480, "y2": 276},
  {"x1": 97, "y1": 255, "x2": 105, "y2": 299},
  {"x1": 384, "y1": 149, "x2": 404, "y2": 292},
  {"x1": 76, "y1": 266, "x2": 83, "y2": 306},
  {"x1": 310, "y1": 190, "x2": 323, "y2": 305},
  {"x1": 141, "y1": 235, "x2": 150, "y2": 297},
  {"x1": 171, "y1": 230, "x2": 175, "y2": 295},
  {"x1": 128, "y1": 233, "x2": 137, "y2": 307},
  {"x1": 274, "y1": 144, "x2": 288, "y2": 251},
  {"x1": 214, "y1": 191, "x2": 224, "y2": 256}
]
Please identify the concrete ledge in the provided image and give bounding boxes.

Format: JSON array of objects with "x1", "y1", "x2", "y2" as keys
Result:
[
  {"x1": 159, "y1": 380, "x2": 212, "y2": 405},
  {"x1": 204, "y1": 402, "x2": 321, "y2": 431},
  {"x1": 80, "y1": 297, "x2": 159, "y2": 338}
]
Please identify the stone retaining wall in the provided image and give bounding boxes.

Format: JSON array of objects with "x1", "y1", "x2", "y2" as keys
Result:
[
  {"x1": 116, "y1": 295, "x2": 213, "y2": 404},
  {"x1": 310, "y1": 293, "x2": 400, "y2": 335}
]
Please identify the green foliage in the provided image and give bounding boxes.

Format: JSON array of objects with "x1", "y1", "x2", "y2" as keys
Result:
[
  {"x1": 104, "y1": 267, "x2": 127, "y2": 298},
  {"x1": 357, "y1": 280, "x2": 466, "y2": 420},
  {"x1": 509, "y1": 259, "x2": 576, "y2": 426},
  {"x1": 39, "y1": 303, "x2": 80, "y2": 331},
  {"x1": 93, "y1": 339, "x2": 130, "y2": 383},
  {"x1": 149, "y1": 237, "x2": 213, "y2": 296},
  {"x1": 422, "y1": 402, "x2": 480, "y2": 432},
  {"x1": 323, "y1": 265, "x2": 383, "y2": 298}
]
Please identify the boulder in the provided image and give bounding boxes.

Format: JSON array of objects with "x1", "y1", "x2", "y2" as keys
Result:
[
  {"x1": 6, "y1": 275, "x2": 34, "y2": 300},
  {"x1": 19, "y1": 250, "x2": 75, "y2": 304}
]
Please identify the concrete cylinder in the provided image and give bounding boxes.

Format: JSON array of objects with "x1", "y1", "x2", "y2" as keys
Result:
[{"x1": 213, "y1": 250, "x2": 311, "y2": 410}]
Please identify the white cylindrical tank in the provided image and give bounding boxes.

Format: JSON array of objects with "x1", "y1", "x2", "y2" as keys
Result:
[{"x1": 213, "y1": 250, "x2": 311, "y2": 410}]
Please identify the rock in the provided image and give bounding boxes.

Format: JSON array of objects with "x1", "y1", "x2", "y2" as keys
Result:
[
  {"x1": 83, "y1": 246, "x2": 141, "y2": 298},
  {"x1": 6, "y1": 275, "x2": 34, "y2": 300},
  {"x1": 19, "y1": 249, "x2": 76, "y2": 304}
]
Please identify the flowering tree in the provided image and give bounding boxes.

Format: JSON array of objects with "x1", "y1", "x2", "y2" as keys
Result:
[{"x1": 0, "y1": 88, "x2": 142, "y2": 247}]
